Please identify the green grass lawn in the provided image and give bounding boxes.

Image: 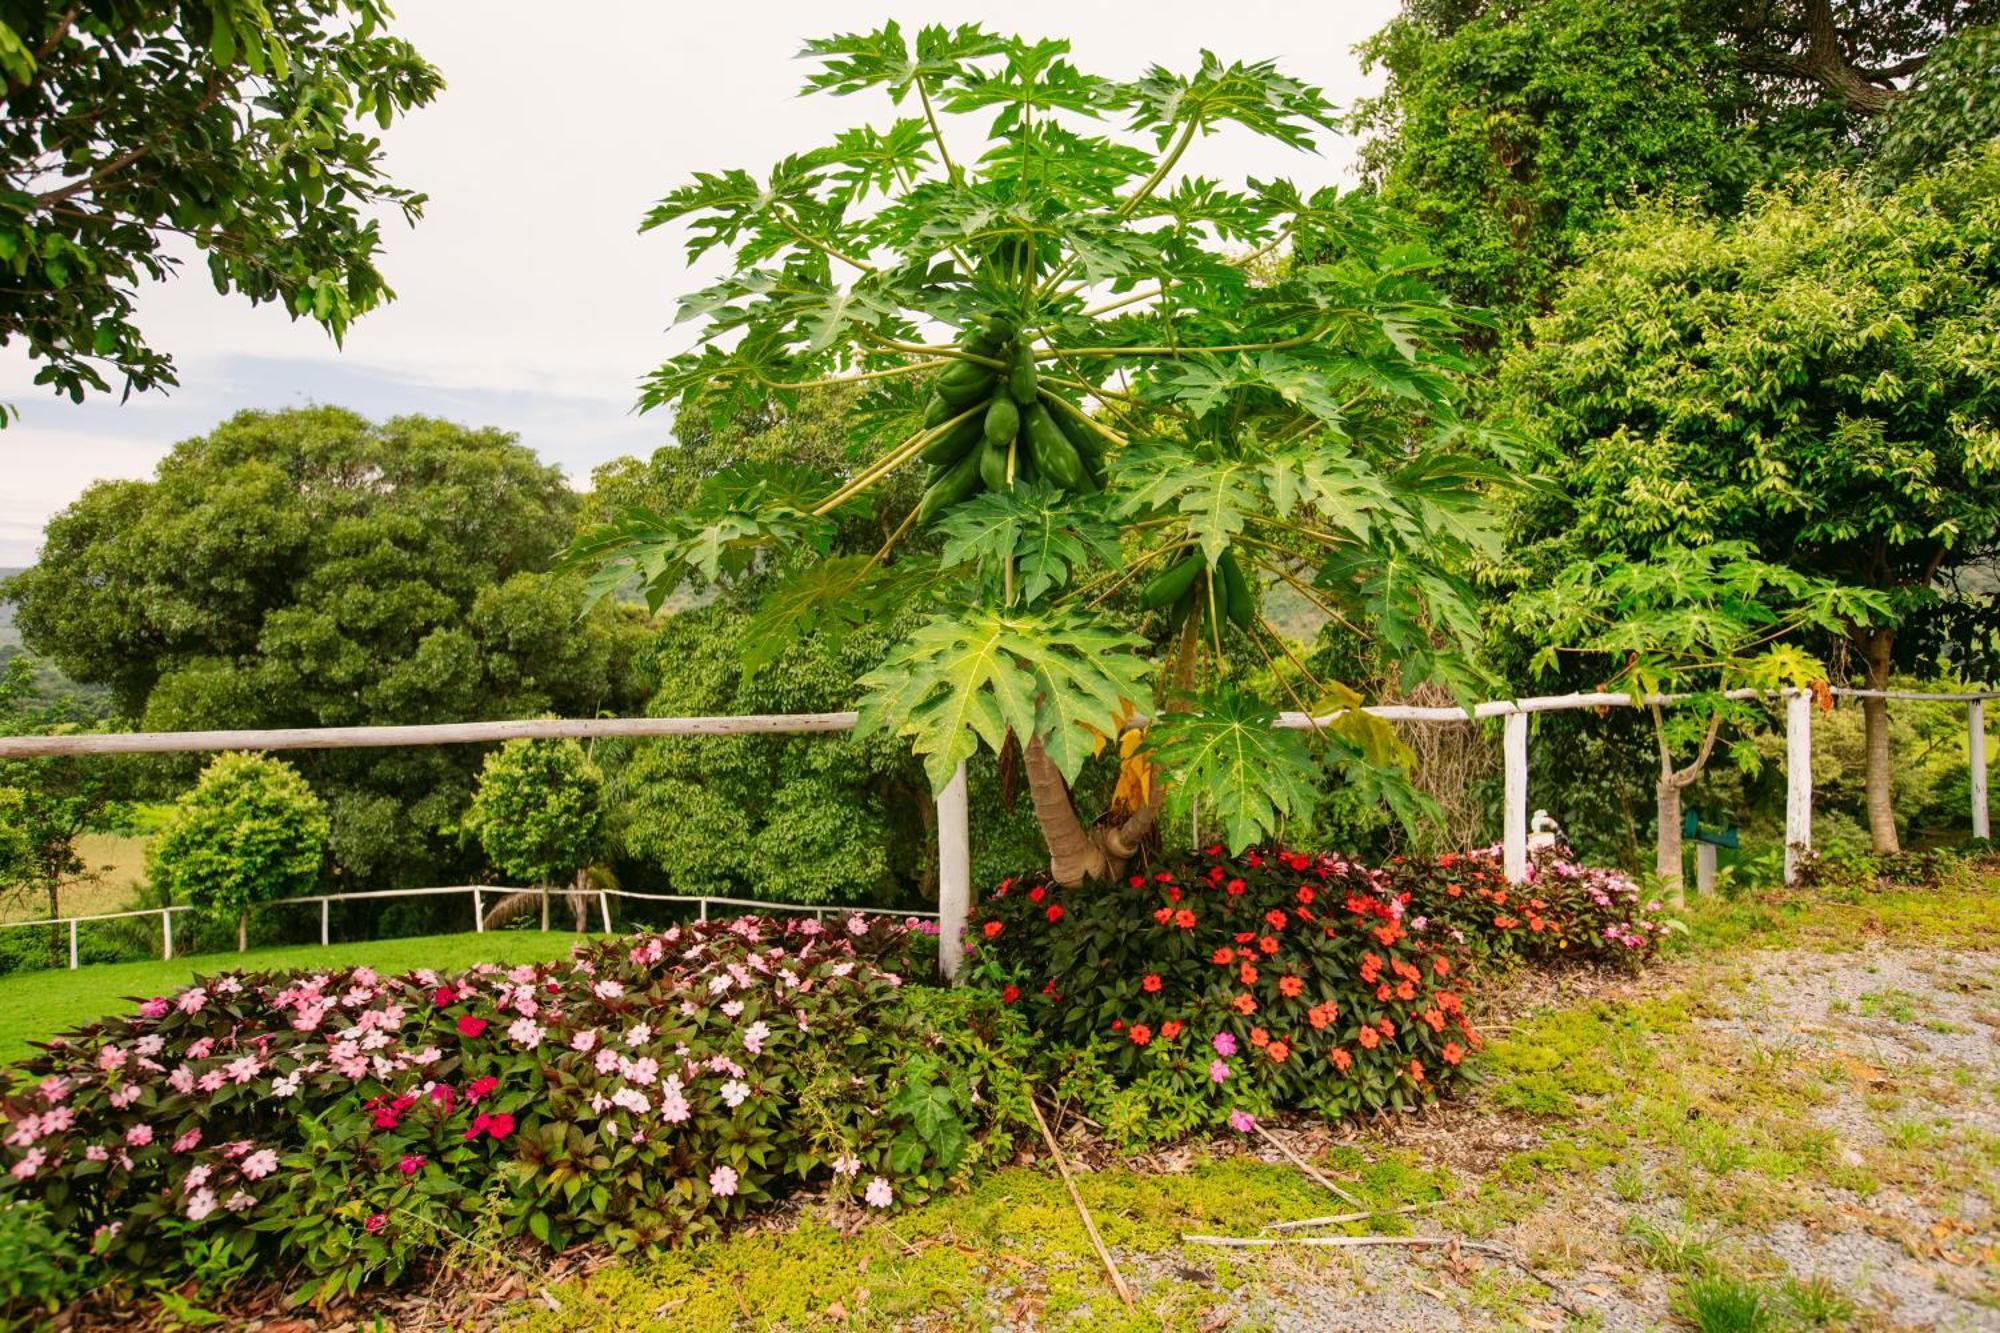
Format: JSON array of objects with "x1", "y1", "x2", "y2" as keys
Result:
[{"x1": 0, "y1": 930, "x2": 602, "y2": 1067}]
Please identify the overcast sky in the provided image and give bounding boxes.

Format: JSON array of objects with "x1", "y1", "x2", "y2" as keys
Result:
[{"x1": 0, "y1": 1, "x2": 1396, "y2": 564}]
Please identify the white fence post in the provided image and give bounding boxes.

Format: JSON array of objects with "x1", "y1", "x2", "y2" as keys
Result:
[
  {"x1": 937, "y1": 761, "x2": 971, "y2": 982},
  {"x1": 1503, "y1": 711, "x2": 1528, "y2": 884},
  {"x1": 472, "y1": 888, "x2": 484, "y2": 933},
  {"x1": 319, "y1": 898, "x2": 330, "y2": 947},
  {"x1": 597, "y1": 890, "x2": 612, "y2": 933},
  {"x1": 67, "y1": 918, "x2": 77, "y2": 970},
  {"x1": 161, "y1": 908, "x2": 173, "y2": 962},
  {"x1": 1970, "y1": 700, "x2": 1989, "y2": 841},
  {"x1": 1785, "y1": 690, "x2": 1813, "y2": 885}
]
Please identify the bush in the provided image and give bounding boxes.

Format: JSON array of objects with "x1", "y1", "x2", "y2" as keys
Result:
[
  {"x1": 149, "y1": 753, "x2": 329, "y2": 949},
  {"x1": 0, "y1": 1198, "x2": 84, "y2": 1322},
  {"x1": 964, "y1": 844, "x2": 1669, "y2": 1128},
  {"x1": 0, "y1": 914, "x2": 1023, "y2": 1307},
  {"x1": 464, "y1": 738, "x2": 605, "y2": 887}
]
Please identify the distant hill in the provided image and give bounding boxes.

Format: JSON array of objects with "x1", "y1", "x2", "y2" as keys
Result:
[{"x1": 0, "y1": 566, "x2": 23, "y2": 652}]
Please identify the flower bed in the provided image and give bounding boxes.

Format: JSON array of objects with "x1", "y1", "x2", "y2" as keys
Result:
[
  {"x1": 0, "y1": 914, "x2": 1028, "y2": 1310},
  {"x1": 964, "y1": 844, "x2": 1668, "y2": 1138}
]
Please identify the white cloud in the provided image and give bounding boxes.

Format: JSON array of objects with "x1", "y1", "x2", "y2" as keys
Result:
[{"x1": 0, "y1": 0, "x2": 1395, "y2": 563}]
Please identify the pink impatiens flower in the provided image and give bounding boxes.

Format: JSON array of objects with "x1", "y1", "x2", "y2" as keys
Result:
[
  {"x1": 1211, "y1": 1031, "x2": 1237, "y2": 1057},
  {"x1": 398, "y1": 1154, "x2": 425, "y2": 1176},
  {"x1": 1208, "y1": 1059, "x2": 1230, "y2": 1083},
  {"x1": 172, "y1": 1128, "x2": 202, "y2": 1153},
  {"x1": 124, "y1": 1124, "x2": 154, "y2": 1147},
  {"x1": 240, "y1": 1149, "x2": 279, "y2": 1180},
  {"x1": 708, "y1": 1165, "x2": 738, "y2": 1197},
  {"x1": 1228, "y1": 1110, "x2": 1256, "y2": 1133},
  {"x1": 138, "y1": 997, "x2": 169, "y2": 1019}
]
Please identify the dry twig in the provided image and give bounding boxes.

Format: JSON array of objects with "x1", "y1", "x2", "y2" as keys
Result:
[
  {"x1": 1183, "y1": 1233, "x2": 1513, "y2": 1257},
  {"x1": 1029, "y1": 1092, "x2": 1135, "y2": 1311},
  {"x1": 1252, "y1": 1122, "x2": 1363, "y2": 1207}
]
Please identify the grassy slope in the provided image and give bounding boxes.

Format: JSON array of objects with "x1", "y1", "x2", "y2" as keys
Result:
[{"x1": 0, "y1": 930, "x2": 601, "y2": 1065}]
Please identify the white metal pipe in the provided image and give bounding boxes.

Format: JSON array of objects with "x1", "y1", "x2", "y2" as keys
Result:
[
  {"x1": 1972, "y1": 700, "x2": 1990, "y2": 840},
  {"x1": 597, "y1": 891, "x2": 612, "y2": 933},
  {"x1": 472, "y1": 888, "x2": 483, "y2": 933},
  {"x1": 162, "y1": 909, "x2": 172, "y2": 962},
  {"x1": 1785, "y1": 690, "x2": 1813, "y2": 885},
  {"x1": 936, "y1": 761, "x2": 971, "y2": 982},
  {"x1": 68, "y1": 919, "x2": 77, "y2": 970},
  {"x1": 1502, "y1": 712, "x2": 1529, "y2": 884},
  {"x1": 320, "y1": 898, "x2": 330, "y2": 948}
]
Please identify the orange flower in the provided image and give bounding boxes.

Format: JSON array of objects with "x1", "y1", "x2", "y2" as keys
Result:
[
  {"x1": 1238, "y1": 961, "x2": 1259, "y2": 986},
  {"x1": 1152, "y1": 906, "x2": 1174, "y2": 925},
  {"x1": 1376, "y1": 983, "x2": 1393, "y2": 1002},
  {"x1": 1377, "y1": 1017, "x2": 1396, "y2": 1038},
  {"x1": 1266, "y1": 1040, "x2": 1290, "y2": 1063},
  {"x1": 1258, "y1": 935, "x2": 1279, "y2": 955},
  {"x1": 1359, "y1": 952, "x2": 1384, "y2": 983},
  {"x1": 982, "y1": 920, "x2": 1003, "y2": 938},
  {"x1": 1395, "y1": 980, "x2": 1416, "y2": 1002},
  {"x1": 1408, "y1": 1059, "x2": 1425, "y2": 1082},
  {"x1": 1141, "y1": 972, "x2": 1163, "y2": 993},
  {"x1": 1160, "y1": 1019, "x2": 1183, "y2": 1040},
  {"x1": 1174, "y1": 908, "x2": 1197, "y2": 929},
  {"x1": 1296, "y1": 884, "x2": 1315, "y2": 905},
  {"x1": 1264, "y1": 909, "x2": 1288, "y2": 931},
  {"x1": 1421, "y1": 1007, "x2": 1445, "y2": 1033},
  {"x1": 1446, "y1": 883, "x2": 1463, "y2": 898},
  {"x1": 1441, "y1": 1041, "x2": 1464, "y2": 1065},
  {"x1": 1494, "y1": 915, "x2": 1519, "y2": 930},
  {"x1": 1330, "y1": 1047, "x2": 1353, "y2": 1072},
  {"x1": 1129, "y1": 1023, "x2": 1153, "y2": 1045},
  {"x1": 1357, "y1": 1026, "x2": 1380, "y2": 1050},
  {"x1": 1392, "y1": 959, "x2": 1421, "y2": 983},
  {"x1": 1232, "y1": 992, "x2": 1258, "y2": 1015},
  {"x1": 1433, "y1": 955, "x2": 1451, "y2": 976},
  {"x1": 1249, "y1": 1026, "x2": 1269, "y2": 1047},
  {"x1": 1211, "y1": 947, "x2": 1235, "y2": 965},
  {"x1": 1278, "y1": 974, "x2": 1304, "y2": 998}
]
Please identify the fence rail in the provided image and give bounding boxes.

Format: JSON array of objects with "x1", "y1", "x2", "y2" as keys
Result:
[{"x1": 1, "y1": 684, "x2": 1990, "y2": 977}]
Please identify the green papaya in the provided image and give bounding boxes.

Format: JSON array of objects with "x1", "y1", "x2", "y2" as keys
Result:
[
  {"x1": 919, "y1": 412, "x2": 984, "y2": 466},
  {"x1": 1025, "y1": 403, "x2": 1083, "y2": 489},
  {"x1": 937, "y1": 360, "x2": 997, "y2": 407},
  {"x1": 1140, "y1": 552, "x2": 1205, "y2": 610},
  {"x1": 1009, "y1": 342, "x2": 1038, "y2": 402},
  {"x1": 1218, "y1": 550, "x2": 1255, "y2": 631},
  {"x1": 1047, "y1": 396, "x2": 1105, "y2": 462},
  {"x1": 917, "y1": 446, "x2": 983, "y2": 522},
  {"x1": 922, "y1": 393, "x2": 952, "y2": 430},
  {"x1": 978, "y1": 436, "x2": 1011, "y2": 492},
  {"x1": 962, "y1": 327, "x2": 1002, "y2": 359},
  {"x1": 982, "y1": 313, "x2": 1017, "y2": 344},
  {"x1": 983, "y1": 394, "x2": 1021, "y2": 449}
]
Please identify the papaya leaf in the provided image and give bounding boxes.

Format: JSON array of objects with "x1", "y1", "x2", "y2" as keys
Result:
[
  {"x1": 1112, "y1": 444, "x2": 1258, "y2": 565},
  {"x1": 1144, "y1": 686, "x2": 1319, "y2": 852},
  {"x1": 936, "y1": 482, "x2": 1121, "y2": 604}
]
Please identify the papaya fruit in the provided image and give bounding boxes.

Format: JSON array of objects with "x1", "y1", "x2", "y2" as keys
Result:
[
  {"x1": 922, "y1": 393, "x2": 952, "y2": 430},
  {"x1": 978, "y1": 437, "x2": 1011, "y2": 492},
  {"x1": 1218, "y1": 549, "x2": 1255, "y2": 631},
  {"x1": 936, "y1": 360, "x2": 997, "y2": 407},
  {"x1": 983, "y1": 394, "x2": 1021, "y2": 449},
  {"x1": 919, "y1": 412, "x2": 984, "y2": 466},
  {"x1": 1140, "y1": 552, "x2": 1205, "y2": 610},
  {"x1": 1009, "y1": 341, "x2": 1038, "y2": 402},
  {"x1": 1025, "y1": 403, "x2": 1084, "y2": 489},
  {"x1": 917, "y1": 446, "x2": 983, "y2": 522}
]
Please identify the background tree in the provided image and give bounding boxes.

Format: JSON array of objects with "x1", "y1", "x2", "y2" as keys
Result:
[
  {"x1": 463, "y1": 737, "x2": 605, "y2": 931},
  {"x1": 576, "y1": 23, "x2": 1515, "y2": 887},
  {"x1": 0, "y1": 0, "x2": 441, "y2": 417},
  {"x1": 149, "y1": 751, "x2": 328, "y2": 951},
  {"x1": 1496, "y1": 152, "x2": 2000, "y2": 853},
  {"x1": 8, "y1": 406, "x2": 650, "y2": 892},
  {"x1": 0, "y1": 656, "x2": 128, "y2": 928},
  {"x1": 1871, "y1": 20, "x2": 2000, "y2": 183},
  {"x1": 1352, "y1": 0, "x2": 1995, "y2": 332},
  {"x1": 1509, "y1": 543, "x2": 1886, "y2": 896}
]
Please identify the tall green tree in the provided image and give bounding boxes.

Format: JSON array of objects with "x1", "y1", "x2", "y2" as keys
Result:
[
  {"x1": 8, "y1": 406, "x2": 650, "y2": 888},
  {"x1": 1497, "y1": 149, "x2": 2000, "y2": 853},
  {"x1": 574, "y1": 24, "x2": 1516, "y2": 886},
  {"x1": 0, "y1": 0, "x2": 441, "y2": 417},
  {"x1": 464, "y1": 737, "x2": 605, "y2": 930},
  {"x1": 150, "y1": 751, "x2": 328, "y2": 951},
  {"x1": 0, "y1": 655, "x2": 127, "y2": 924}
]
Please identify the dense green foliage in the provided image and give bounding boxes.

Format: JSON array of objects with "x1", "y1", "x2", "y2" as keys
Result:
[
  {"x1": 0, "y1": 656, "x2": 129, "y2": 922},
  {"x1": 464, "y1": 739, "x2": 606, "y2": 890},
  {"x1": 149, "y1": 753, "x2": 329, "y2": 938},
  {"x1": 7, "y1": 407, "x2": 650, "y2": 890},
  {"x1": 1873, "y1": 21, "x2": 2000, "y2": 184},
  {"x1": 0, "y1": 1, "x2": 440, "y2": 417}
]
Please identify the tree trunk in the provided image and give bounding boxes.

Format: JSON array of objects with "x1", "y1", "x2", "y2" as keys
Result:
[
  {"x1": 237, "y1": 909, "x2": 248, "y2": 953},
  {"x1": 540, "y1": 883, "x2": 551, "y2": 931},
  {"x1": 1655, "y1": 777, "x2": 1684, "y2": 906},
  {"x1": 1859, "y1": 626, "x2": 1900, "y2": 854},
  {"x1": 573, "y1": 867, "x2": 591, "y2": 931},
  {"x1": 1023, "y1": 734, "x2": 1111, "y2": 886}
]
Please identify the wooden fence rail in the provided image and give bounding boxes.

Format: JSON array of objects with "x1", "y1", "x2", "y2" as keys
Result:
[{"x1": 0, "y1": 685, "x2": 1990, "y2": 978}]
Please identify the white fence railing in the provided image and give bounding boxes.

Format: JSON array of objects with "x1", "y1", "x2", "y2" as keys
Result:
[
  {"x1": 0, "y1": 684, "x2": 1990, "y2": 976},
  {"x1": 0, "y1": 885, "x2": 939, "y2": 971}
]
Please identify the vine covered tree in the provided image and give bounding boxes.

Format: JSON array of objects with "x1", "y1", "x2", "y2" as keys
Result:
[
  {"x1": 0, "y1": 1, "x2": 442, "y2": 418},
  {"x1": 574, "y1": 24, "x2": 1515, "y2": 887}
]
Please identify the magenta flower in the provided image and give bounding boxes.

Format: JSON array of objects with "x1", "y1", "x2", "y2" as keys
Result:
[
  {"x1": 1212, "y1": 1031, "x2": 1237, "y2": 1057},
  {"x1": 1228, "y1": 1110, "x2": 1256, "y2": 1133},
  {"x1": 398, "y1": 1154, "x2": 425, "y2": 1176},
  {"x1": 364, "y1": 1213, "x2": 386, "y2": 1235}
]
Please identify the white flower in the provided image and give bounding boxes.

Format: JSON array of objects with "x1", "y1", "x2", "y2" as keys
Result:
[
  {"x1": 507, "y1": 1017, "x2": 546, "y2": 1049},
  {"x1": 224, "y1": 1190, "x2": 255, "y2": 1214},
  {"x1": 571, "y1": 1028, "x2": 598, "y2": 1053},
  {"x1": 720, "y1": 1079, "x2": 750, "y2": 1108},
  {"x1": 831, "y1": 1154, "x2": 860, "y2": 1178},
  {"x1": 721, "y1": 1000, "x2": 744, "y2": 1018},
  {"x1": 742, "y1": 1021, "x2": 771, "y2": 1055},
  {"x1": 625, "y1": 1022, "x2": 653, "y2": 1049},
  {"x1": 185, "y1": 1188, "x2": 218, "y2": 1221},
  {"x1": 240, "y1": 1149, "x2": 279, "y2": 1180},
  {"x1": 864, "y1": 1177, "x2": 893, "y2": 1208}
]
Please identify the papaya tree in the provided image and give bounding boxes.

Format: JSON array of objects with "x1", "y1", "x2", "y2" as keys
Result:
[{"x1": 572, "y1": 24, "x2": 1514, "y2": 886}]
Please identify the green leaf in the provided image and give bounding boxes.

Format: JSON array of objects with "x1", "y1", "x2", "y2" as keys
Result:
[
  {"x1": 936, "y1": 482, "x2": 1121, "y2": 604},
  {"x1": 1144, "y1": 686, "x2": 1319, "y2": 852}
]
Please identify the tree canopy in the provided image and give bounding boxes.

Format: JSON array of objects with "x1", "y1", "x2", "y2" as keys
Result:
[
  {"x1": 149, "y1": 751, "x2": 328, "y2": 949},
  {"x1": 0, "y1": 1, "x2": 441, "y2": 418},
  {"x1": 575, "y1": 22, "x2": 1518, "y2": 884},
  {"x1": 8, "y1": 406, "x2": 650, "y2": 887}
]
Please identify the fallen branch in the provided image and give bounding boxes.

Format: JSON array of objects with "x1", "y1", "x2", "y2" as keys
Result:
[
  {"x1": 1183, "y1": 1233, "x2": 1513, "y2": 1258},
  {"x1": 1252, "y1": 1122, "x2": 1362, "y2": 1207},
  {"x1": 1263, "y1": 1201, "x2": 1442, "y2": 1232},
  {"x1": 1029, "y1": 1092, "x2": 1135, "y2": 1311}
]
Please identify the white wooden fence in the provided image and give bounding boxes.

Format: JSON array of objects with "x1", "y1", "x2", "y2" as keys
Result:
[{"x1": 0, "y1": 685, "x2": 1991, "y2": 978}]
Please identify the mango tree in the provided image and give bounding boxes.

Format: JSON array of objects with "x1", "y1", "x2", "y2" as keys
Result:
[{"x1": 573, "y1": 24, "x2": 1514, "y2": 885}]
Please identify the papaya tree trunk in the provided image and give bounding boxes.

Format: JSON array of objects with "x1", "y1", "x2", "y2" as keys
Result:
[
  {"x1": 1024, "y1": 733, "x2": 1111, "y2": 886},
  {"x1": 1654, "y1": 777, "x2": 1684, "y2": 904},
  {"x1": 1858, "y1": 626, "x2": 1900, "y2": 854}
]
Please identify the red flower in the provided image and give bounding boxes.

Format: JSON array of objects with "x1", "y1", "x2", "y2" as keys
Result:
[
  {"x1": 456, "y1": 1015, "x2": 489, "y2": 1039},
  {"x1": 1296, "y1": 885, "x2": 1315, "y2": 905},
  {"x1": 1442, "y1": 1041, "x2": 1464, "y2": 1066},
  {"x1": 1257, "y1": 935, "x2": 1278, "y2": 955},
  {"x1": 432, "y1": 986, "x2": 457, "y2": 1007},
  {"x1": 1278, "y1": 974, "x2": 1304, "y2": 998},
  {"x1": 487, "y1": 1112, "x2": 516, "y2": 1138},
  {"x1": 983, "y1": 920, "x2": 1004, "y2": 938},
  {"x1": 1028, "y1": 885, "x2": 1046, "y2": 903},
  {"x1": 1160, "y1": 1019, "x2": 1183, "y2": 1040},
  {"x1": 1264, "y1": 909, "x2": 1288, "y2": 931},
  {"x1": 1128, "y1": 1023, "x2": 1153, "y2": 1046},
  {"x1": 1128, "y1": 875, "x2": 1146, "y2": 888},
  {"x1": 1002, "y1": 984, "x2": 1021, "y2": 1004},
  {"x1": 1211, "y1": 947, "x2": 1235, "y2": 965},
  {"x1": 1152, "y1": 906, "x2": 1174, "y2": 925},
  {"x1": 1046, "y1": 904, "x2": 1065, "y2": 922},
  {"x1": 464, "y1": 1112, "x2": 492, "y2": 1140},
  {"x1": 430, "y1": 1085, "x2": 456, "y2": 1112},
  {"x1": 467, "y1": 1075, "x2": 499, "y2": 1102},
  {"x1": 1142, "y1": 973, "x2": 1163, "y2": 993},
  {"x1": 1225, "y1": 878, "x2": 1246, "y2": 896},
  {"x1": 1174, "y1": 908, "x2": 1196, "y2": 929}
]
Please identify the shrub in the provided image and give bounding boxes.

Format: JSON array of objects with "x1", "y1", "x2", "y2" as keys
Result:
[
  {"x1": 0, "y1": 1198, "x2": 84, "y2": 1322},
  {"x1": 964, "y1": 844, "x2": 1669, "y2": 1128},
  {"x1": 0, "y1": 914, "x2": 1022, "y2": 1306},
  {"x1": 149, "y1": 753, "x2": 329, "y2": 951},
  {"x1": 464, "y1": 738, "x2": 606, "y2": 888}
]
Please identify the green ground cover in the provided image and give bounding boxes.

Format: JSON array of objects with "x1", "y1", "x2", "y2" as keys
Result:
[{"x1": 0, "y1": 929, "x2": 599, "y2": 1065}]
